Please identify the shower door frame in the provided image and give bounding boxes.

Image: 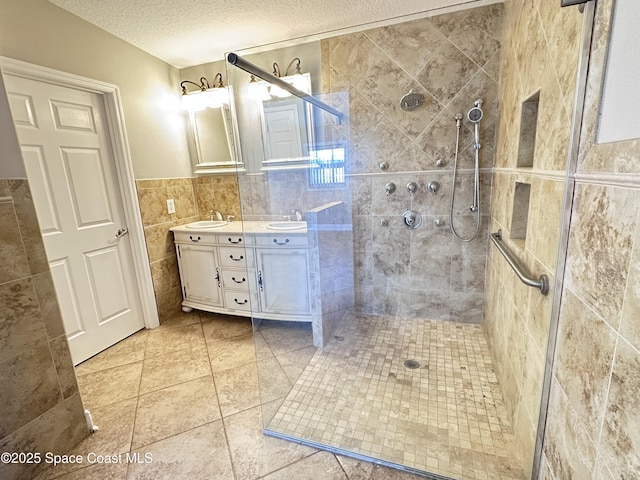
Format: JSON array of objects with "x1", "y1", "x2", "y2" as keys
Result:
[{"x1": 531, "y1": 2, "x2": 596, "y2": 479}]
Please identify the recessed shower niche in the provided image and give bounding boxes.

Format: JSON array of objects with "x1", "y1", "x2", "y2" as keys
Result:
[
  {"x1": 511, "y1": 181, "x2": 532, "y2": 241},
  {"x1": 517, "y1": 91, "x2": 540, "y2": 168}
]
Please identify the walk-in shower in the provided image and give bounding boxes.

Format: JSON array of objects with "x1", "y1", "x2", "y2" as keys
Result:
[
  {"x1": 450, "y1": 99, "x2": 483, "y2": 242},
  {"x1": 219, "y1": 1, "x2": 579, "y2": 478}
]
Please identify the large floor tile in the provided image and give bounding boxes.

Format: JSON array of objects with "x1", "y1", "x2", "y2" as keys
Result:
[
  {"x1": 275, "y1": 346, "x2": 317, "y2": 384},
  {"x1": 139, "y1": 345, "x2": 210, "y2": 394},
  {"x1": 202, "y1": 313, "x2": 253, "y2": 340},
  {"x1": 337, "y1": 455, "x2": 426, "y2": 479},
  {"x1": 127, "y1": 421, "x2": 234, "y2": 480},
  {"x1": 253, "y1": 331, "x2": 274, "y2": 360},
  {"x1": 77, "y1": 362, "x2": 143, "y2": 409},
  {"x1": 224, "y1": 405, "x2": 317, "y2": 480},
  {"x1": 214, "y1": 362, "x2": 261, "y2": 417},
  {"x1": 262, "y1": 451, "x2": 348, "y2": 480},
  {"x1": 155, "y1": 312, "x2": 201, "y2": 330},
  {"x1": 132, "y1": 375, "x2": 221, "y2": 449},
  {"x1": 145, "y1": 323, "x2": 205, "y2": 358},
  {"x1": 258, "y1": 321, "x2": 314, "y2": 356},
  {"x1": 37, "y1": 398, "x2": 137, "y2": 479},
  {"x1": 51, "y1": 462, "x2": 128, "y2": 480},
  {"x1": 75, "y1": 331, "x2": 147, "y2": 376},
  {"x1": 257, "y1": 357, "x2": 292, "y2": 404},
  {"x1": 207, "y1": 333, "x2": 257, "y2": 373}
]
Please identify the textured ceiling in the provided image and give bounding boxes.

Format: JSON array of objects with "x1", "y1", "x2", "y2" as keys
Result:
[{"x1": 48, "y1": 0, "x2": 493, "y2": 69}]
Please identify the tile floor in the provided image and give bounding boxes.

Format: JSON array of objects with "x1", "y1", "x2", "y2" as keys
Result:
[
  {"x1": 35, "y1": 311, "x2": 427, "y2": 480},
  {"x1": 267, "y1": 314, "x2": 525, "y2": 480}
]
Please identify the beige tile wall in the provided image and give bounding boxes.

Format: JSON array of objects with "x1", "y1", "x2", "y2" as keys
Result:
[
  {"x1": 235, "y1": 4, "x2": 503, "y2": 322},
  {"x1": 324, "y1": 4, "x2": 504, "y2": 321},
  {"x1": 542, "y1": 0, "x2": 640, "y2": 478},
  {"x1": 483, "y1": 0, "x2": 583, "y2": 476},
  {"x1": 136, "y1": 179, "x2": 198, "y2": 322},
  {"x1": 193, "y1": 175, "x2": 243, "y2": 222},
  {"x1": 136, "y1": 176, "x2": 243, "y2": 322},
  {"x1": 0, "y1": 179, "x2": 87, "y2": 480}
]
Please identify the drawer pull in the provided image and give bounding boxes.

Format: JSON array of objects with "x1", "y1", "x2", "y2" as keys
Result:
[
  {"x1": 215, "y1": 267, "x2": 221, "y2": 287},
  {"x1": 273, "y1": 238, "x2": 290, "y2": 245},
  {"x1": 229, "y1": 254, "x2": 244, "y2": 262},
  {"x1": 189, "y1": 235, "x2": 201, "y2": 242},
  {"x1": 234, "y1": 298, "x2": 248, "y2": 305},
  {"x1": 228, "y1": 237, "x2": 242, "y2": 244},
  {"x1": 232, "y1": 276, "x2": 246, "y2": 284}
]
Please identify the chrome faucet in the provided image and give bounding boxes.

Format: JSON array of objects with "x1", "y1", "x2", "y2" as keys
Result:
[
  {"x1": 209, "y1": 209, "x2": 223, "y2": 221},
  {"x1": 291, "y1": 209, "x2": 302, "y2": 221}
]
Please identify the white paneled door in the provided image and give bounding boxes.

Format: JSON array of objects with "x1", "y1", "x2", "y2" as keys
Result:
[{"x1": 4, "y1": 74, "x2": 145, "y2": 364}]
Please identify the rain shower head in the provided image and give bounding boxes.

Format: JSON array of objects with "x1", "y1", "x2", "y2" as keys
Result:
[{"x1": 400, "y1": 89, "x2": 425, "y2": 111}]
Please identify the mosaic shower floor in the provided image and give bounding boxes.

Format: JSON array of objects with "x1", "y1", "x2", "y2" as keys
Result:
[{"x1": 265, "y1": 314, "x2": 526, "y2": 480}]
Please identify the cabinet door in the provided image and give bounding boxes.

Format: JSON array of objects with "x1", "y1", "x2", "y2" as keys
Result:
[
  {"x1": 256, "y1": 248, "x2": 311, "y2": 315},
  {"x1": 177, "y1": 244, "x2": 222, "y2": 306}
]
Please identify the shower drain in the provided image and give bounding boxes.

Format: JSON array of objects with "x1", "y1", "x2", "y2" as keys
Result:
[{"x1": 403, "y1": 359, "x2": 421, "y2": 369}]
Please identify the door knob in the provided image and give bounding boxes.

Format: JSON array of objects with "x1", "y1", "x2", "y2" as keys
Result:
[{"x1": 115, "y1": 228, "x2": 129, "y2": 238}]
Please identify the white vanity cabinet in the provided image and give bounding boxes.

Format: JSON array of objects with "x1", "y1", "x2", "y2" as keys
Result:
[
  {"x1": 255, "y1": 235, "x2": 311, "y2": 317},
  {"x1": 171, "y1": 224, "x2": 312, "y2": 322},
  {"x1": 176, "y1": 243, "x2": 222, "y2": 308}
]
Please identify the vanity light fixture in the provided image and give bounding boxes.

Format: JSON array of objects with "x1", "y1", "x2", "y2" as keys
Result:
[
  {"x1": 269, "y1": 58, "x2": 304, "y2": 98},
  {"x1": 180, "y1": 73, "x2": 229, "y2": 111},
  {"x1": 248, "y1": 75, "x2": 272, "y2": 101}
]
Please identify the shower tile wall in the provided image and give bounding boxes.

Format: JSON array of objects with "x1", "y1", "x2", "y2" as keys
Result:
[
  {"x1": 135, "y1": 176, "x2": 243, "y2": 322},
  {"x1": 483, "y1": 0, "x2": 583, "y2": 476},
  {"x1": 541, "y1": 0, "x2": 640, "y2": 478},
  {"x1": 0, "y1": 179, "x2": 87, "y2": 480},
  {"x1": 319, "y1": 4, "x2": 503, "y2": 321},
  {"x1": 233, "y1": 4, "x2": 501, "y2": 323}
]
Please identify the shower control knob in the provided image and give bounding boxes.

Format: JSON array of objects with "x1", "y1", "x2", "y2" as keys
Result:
[
  {"x1": 379, "y1": 162, "x2": 389, "y2": 171},
  {"x1": 427, "y1": 181, "x2": 440, "y2": 194},
  {"x1": 384, "y1": 182, "x2": 396, "y2": 196},
  {"x1": 402, "y1": 210, "x2": 422, "y2": 230},
  {"x1": 379, "y1": 219, "x2": 389, "y2": 227},
  {"x1": 436, "y1": 159, "x2": 446, "y2": 167},
  {"x1": 406, "y1": 182, "x2": 418, "y2": 195},
  {"x1": 434, "y1": 219, "x2": 445, "y2": 227}
]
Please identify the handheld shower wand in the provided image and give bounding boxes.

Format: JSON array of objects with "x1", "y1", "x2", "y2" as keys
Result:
[
  {"x1": 467, "y1": 99, "x2": 483, "y2": 214},
  {"x1": 449, "y1": 99, "x2": 484, "y2": 242}
]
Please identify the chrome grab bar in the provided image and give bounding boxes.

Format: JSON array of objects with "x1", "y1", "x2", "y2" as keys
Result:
[{"x1": 490, "y1": 230, "x2": 549, "y2": 295}]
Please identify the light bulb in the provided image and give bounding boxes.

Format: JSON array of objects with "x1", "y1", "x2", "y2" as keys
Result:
[{"x1": 180, "y1": 92, "x2": 207, "y2": 111}]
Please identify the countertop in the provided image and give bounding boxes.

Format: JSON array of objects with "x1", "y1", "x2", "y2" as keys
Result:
[{"x1": 169, "y1": 220, "x2": 307, "y2": 235}]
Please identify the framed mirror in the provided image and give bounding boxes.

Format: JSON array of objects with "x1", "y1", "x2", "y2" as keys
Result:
[
  {"x1": 255, "y1": 73, "x2": 316, "y2": 170},
  {"x1": 189, "y1": 85, "x2": 244, "y2": 175}
]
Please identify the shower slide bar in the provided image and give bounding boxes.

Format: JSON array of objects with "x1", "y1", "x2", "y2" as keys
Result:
[
  {"x1": 227, "y1": 52, "x2": 345, "y2": 124},
  {"x1": 490, "y1": 230, "x2": 549, "y2": 295}
]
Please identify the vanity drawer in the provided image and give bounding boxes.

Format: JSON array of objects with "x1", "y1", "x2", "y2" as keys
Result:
[
  {"x1": 254, "y1": 234, "x2": 308, "y2": 247},
  {"x1": 223, "y1": 290, "x2": 257, "y2": 312},
  {"x1": 218, "y1": 234, "x2": 252, "y2": 246},
  {"x1": 219, "y1": 246, "x2": 255, "y2": 268},
  {"x1": 173, "y1": 231, "x2": 217, "y2": 245},
  {"x1": 221, "y1": 269, "x2": 257, "y2": 291}
]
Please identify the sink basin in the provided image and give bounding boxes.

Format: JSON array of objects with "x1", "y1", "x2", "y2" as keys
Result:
[
  {"x1": 185, "y1": 220, "x2": 227, "y2": 229},
  {"x1": 266, "y1": 221, "x2": 307, "y2": 231}
]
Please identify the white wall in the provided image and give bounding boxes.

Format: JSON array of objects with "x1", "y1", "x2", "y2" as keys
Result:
[
  {"x1": 598, "y1": 0, "x2": 640, "y2": 143},
  {"x1": 0, "y1": 0, "x2": 191, "y2": 179}
]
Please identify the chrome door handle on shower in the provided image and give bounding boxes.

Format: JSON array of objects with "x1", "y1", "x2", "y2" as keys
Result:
[{"x1": 115, "y1": 228, "x2": 128, "y2": 238}]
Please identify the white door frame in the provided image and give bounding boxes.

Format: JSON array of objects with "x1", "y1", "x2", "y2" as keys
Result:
[{"x1": 0, "y1": 56, "x2": 160, "y2": 329}]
